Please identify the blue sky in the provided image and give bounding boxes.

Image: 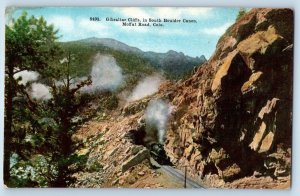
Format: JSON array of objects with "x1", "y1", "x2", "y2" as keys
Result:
[{"x1": 8, "y1": 7, "x2": 240, "y2": 58}]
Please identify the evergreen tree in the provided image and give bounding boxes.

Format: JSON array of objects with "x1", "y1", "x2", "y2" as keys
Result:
[
  {"x1": 5, "y1": 12, "x2": 59, "y2": 183},
  {"x1": 236, "y1": 8, "x2": 247, "y2": 21}
]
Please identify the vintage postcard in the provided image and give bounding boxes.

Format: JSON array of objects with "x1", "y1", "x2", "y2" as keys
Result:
[{"x1": 4, "y1": 7, "x2": 293, "y2": 188}]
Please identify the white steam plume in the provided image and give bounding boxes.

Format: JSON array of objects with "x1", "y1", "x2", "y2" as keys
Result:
[
  {"x1": 30, "y1": 83, "x2": 52, "y2": 101},
  {"x1": 13, "y1": 70, "x2": 39, "y2": 85},
  {"x1": 55, "y1": 76, "x2": 88, "y2": 89},
  {"x1": 82, "y1": 54, "x2": 123, "y2": 93},
  {"x1": 145, "y1": 99, "x2": 173, "y2": 143},
  {"x1": 127, "y1": 74, "x2": 163, "y2": 102}
]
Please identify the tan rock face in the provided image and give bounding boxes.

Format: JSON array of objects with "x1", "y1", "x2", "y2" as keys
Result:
[
  {"x1": 71, "y1": 8, "x2": 293, "y2": 189},
  {"x1": 165, "y1": 8, "x2": 293, "y2": 185},
  {"x1": 259, "y1": 131, "x2": 274, "y2": 153},
  {"x1": 258, "y1": 98, "x2": 280, "y2": 119},
  {"x1": 121, "y1": 148, "x2": 150, "y2": 173},
  {"x1": 237, "y1": 26, "x2": 286, "y2": 71},
  {"x1": 211, "y1": 51, "x2": 238, "y2": 92},
  {"x1": 249, "y1": 98, "x2": 280, "y2": 153},
  {"x1": 241, "y1": 71, "x2": 263, "y2": 94},
  {"x1": 249, "y1": 122, "x2": 267, "y2": 151}
]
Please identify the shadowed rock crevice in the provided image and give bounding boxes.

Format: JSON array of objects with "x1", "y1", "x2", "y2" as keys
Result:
[{"x1": 164, "y1": 8, "x2": 293, "y2": 185}]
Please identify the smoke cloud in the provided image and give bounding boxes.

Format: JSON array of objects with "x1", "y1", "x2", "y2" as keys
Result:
[
  {"x1": 55, "y1": 77, "x2": 88, "y2": 89},
  {"x1": 127, "y1": 74, "x2": 163, "y2": 102},
  {"x1": 145, "y1": 99, "x2": 173, "y2": 143},
  {"x1": 82, "y1": 54, "x2": 123, "y2": 93},
  {"x1": 29, "y1": 83, "x2": 52, "y2": 101},
  {"x1": 14, "y1": 70, "x2": 39, "y2": 85}
]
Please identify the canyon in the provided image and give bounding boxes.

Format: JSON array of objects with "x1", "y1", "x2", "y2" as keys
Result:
[{"x1": 70, "y1": 8, "x2": 293, "y2": 188}]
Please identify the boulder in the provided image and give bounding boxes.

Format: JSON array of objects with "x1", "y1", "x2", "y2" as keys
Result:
[
  {"x1": 259, "y1": 131, "x2": 274, "y2": 153},
  {"x1": 241, "y1": 71, "x2": 263, "y2": 94},
  {"x1": 250, "y1": 98, "x2": 279, "y2": 153},
  {"x1": 255, "y1": 9, "x2": 294, "y2": 43},
  {"x1": 211, "y1": 50, "x2": 250, "y2": 93},
  {"x1": 258, "y1": 98, "x2": 279, "y2": 119},
  {"x1": 249, "y1": 122, "x2": 267, "y2": 151},
  {"x1": 237, "y1": 26, "x2": 286, "y2": 71},
  {"x1": 211, "y1": 51, "x2": 238, "y2": 92},
  {"x1": 121, "y1": 148, "x2": 150, "y2": 173}
]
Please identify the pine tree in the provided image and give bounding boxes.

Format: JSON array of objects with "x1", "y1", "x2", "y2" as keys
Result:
[
  {"x1": 236, "y1": 8, "x2": 247, "y2": 21},
  {"x1": 5, "y1": 12, "x2": 59, "y2": 183}
]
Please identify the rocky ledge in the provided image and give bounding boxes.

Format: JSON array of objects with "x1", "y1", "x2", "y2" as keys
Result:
[{"x1": 164, "y1": 8, "x2": 293, "y2": 187}]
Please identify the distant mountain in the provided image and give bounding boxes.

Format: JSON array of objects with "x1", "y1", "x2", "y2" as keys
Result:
[
  {"x1": 78, "y1": 37, "x2": 142, "y2": 53},
  {"x1": 142, "y1": 50, "x2": 207, "y2": 79},
  {"x1": 63, "y1": 37, "x2": 207, "y2": 79}
]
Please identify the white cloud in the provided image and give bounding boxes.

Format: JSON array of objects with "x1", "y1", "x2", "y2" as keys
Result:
[
  {"x1": 156, "y1": 28, "x2": 189, "y2": 36},
  {"x1": 201, "y1": 22, "x2": 233, "y2": 36},
  {"x1": 153, "y1": 7, "x2": 213, "y2": 18},
  {"x1": 79, "y1": 19, "x2": 107, "y2": 32},
  {"x1": 183, "y1": 7, "x2": 213, "y2": 16},
  {"x1": 111, "y1": 8, "x2": 151, "y2": 33},
  {"x1": 115, "y1": 7, "x2": 213, "y2": 19},
  {"x1": 112, "y1": 7, "x2": 214, "y2": 34},
  {"x1": 78, "y1": 18, "x2": 110, "y2": 37},
  {"x1": 116, "y1": 7, "x2": 150, "y2": 19},
  {"x1": 47, "y1": 15, "x2": 75, "y2": 33}
]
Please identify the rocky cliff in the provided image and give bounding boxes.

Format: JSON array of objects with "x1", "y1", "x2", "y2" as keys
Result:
[
  {"x1": 164, "y1": 8, "x2": 293, "y2": 187},
  {"x1": 70, "y1": 8, "x2": 293, "y2": 188}
]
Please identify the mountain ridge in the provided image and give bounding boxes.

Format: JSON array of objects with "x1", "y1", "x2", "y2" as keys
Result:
[
  {"x1": 63, "y1": 37, "x2": 207, "y2": 79},
  {"x1": 75, "y1": 37, "x2": 205, "y2": 59}
]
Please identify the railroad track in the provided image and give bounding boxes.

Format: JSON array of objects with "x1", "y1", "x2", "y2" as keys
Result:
[{"x1": 150, "y1": 157, "x2": 204, "y2": 188}]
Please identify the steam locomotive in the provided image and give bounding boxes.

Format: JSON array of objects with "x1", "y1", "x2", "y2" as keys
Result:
[{"x1": 149, "y1": 142, "x2": 172, "y2": 165}]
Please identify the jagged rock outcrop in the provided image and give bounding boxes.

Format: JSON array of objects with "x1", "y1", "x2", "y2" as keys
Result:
[
  {"x1": 164, "y1": 8, "x2": 293, "y2": 185},
  {"x1": 121, "y1": 148, "x2": 150, "y2": 173},
  {"x1": 70, "y1": 8, "x2": 292, "y2": 189}
]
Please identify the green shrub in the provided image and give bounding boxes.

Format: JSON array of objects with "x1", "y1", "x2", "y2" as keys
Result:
[
  {"x1": 236, "y1": 8, "x2": 247, "y2": 21},
  {"x1": 9, "y1": 154, "x2": 58, "y2": 187}
]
